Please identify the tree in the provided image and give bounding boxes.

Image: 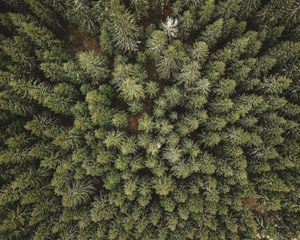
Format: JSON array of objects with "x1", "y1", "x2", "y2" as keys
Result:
[
  {"x1": 259, "y1": 76, "x2": 292, "y2": 94},
  {"x1": 0, "y1": 89, "x2": 36, "y2": 116},
  {"x1": 91, "y1": 196, "x2": 115, "y2": 222},
  {"x1": 153, "y1": 176, "x2": 174, "y2": 196},
  {"x1": 112, "y1": 111, "x2": 128, "y2": 129},
  {"x1": 162, "y1": 17, "x2": 179, "y2": 38},
  {"x1": 109, "y1": 0, "x2": 141, "y2": 52},
  {"x1": 199, "y1": 18, "x2": 223, "y2": 48},
  {"x1": 138, "y1": 114, "x2": 155, "y2": 133},
  {"x1": 1, "y1": 36, "x2": 36, "y2": 71},
  {"x1": 156, "y1": 41, "x2": 186, "y2": 79},
  {"x1": 146, "y1": 30, "x2": 167, "y2": 60},
  {"x1": 240, "y1": 0, "x2": 261, "y2": 17},
  {"x1": 118, "y1": 77, "x2": 145, "y2": 102},
  {"x1": 214, "y1": 0, "x2": 242, "y2": 19},
  {"x1": 120, "y1": 137, "x2": 137, "y2": 155},
  {"x1": 163, "y1": 146, "x2": 182, "y2": 164},
  {"x1": 179, "y1": 10, "x2": 195, "y2": 39},
  {"x1": 0, "y1": 1, "x2": 300, "y2": 239},
  {"x1": 104, "y1": 131, "x2": 125, "y2": 148},
  {"x1": 78, "y1": 51, "x2": 109, "y2": 83},
  {"x1": 62, "y1": 180, "x2": 95, "y2": 207},
  {"x1": 65, "y1": 0, "x2": 97, "y2": 33},
  {"x1": 25, "y1": 113, "x2": 65, "y2": 139},
  {"x1": 8, "y1": 13, "x2": 63, "y2": 50},
  {"x1": 176, "y1": 61, "x2": 201, "y2": 91},
  {"x1": 191, "y1": 41, "x2": 209, "y2": 64},
  {"x1": 198, "y1": 0, "x2": 215, "y2": 26},
  {"x1": 112, "y1": 62, "x2": 146, "y2": 103},
  {"x1": 24, "y1": 0, "x2": 61, "y2": 29}
]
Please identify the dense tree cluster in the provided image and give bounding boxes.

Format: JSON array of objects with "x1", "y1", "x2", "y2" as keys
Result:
[{"x1": 0, "y1": 0, "x2": 299, "y2": 239}]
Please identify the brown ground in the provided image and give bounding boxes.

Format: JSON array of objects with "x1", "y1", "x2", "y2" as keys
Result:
[
  {"x1": 128, "y1": 115, "x2": 138, "y2": 134},
  {"x1": 162, "y1": 0, "x2": 175, "y2": 18},
  {"x1": 127, "y1": 100, "x2": 155, "y2": 134},
  {"x1": 243, "y1": 196, "x2": 266, "y2": 214},
  {"x1": 64, "y1": 24, "x2": 100, "y2": 53}
]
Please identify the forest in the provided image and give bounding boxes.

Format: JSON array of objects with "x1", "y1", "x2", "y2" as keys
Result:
[{"x1": 0, "y1": 0, "x2": 299, "y2": 239}]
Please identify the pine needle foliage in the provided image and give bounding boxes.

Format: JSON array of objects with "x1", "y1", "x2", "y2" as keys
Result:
[{"x1": 0, "y1": 0, "x2": 299, "y2": 239}]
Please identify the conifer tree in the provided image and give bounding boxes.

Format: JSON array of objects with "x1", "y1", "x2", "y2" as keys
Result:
[
  {"x1": 0, "y1": 1, "x2": 299, "y2": 239},
  {"x1": 109, "y1": 0, "x2": 141, "y2": 52}
]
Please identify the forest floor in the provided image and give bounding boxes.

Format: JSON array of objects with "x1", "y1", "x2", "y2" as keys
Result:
[{"x1": 63, "y1": 24, "x2": 100, "y2": 53}]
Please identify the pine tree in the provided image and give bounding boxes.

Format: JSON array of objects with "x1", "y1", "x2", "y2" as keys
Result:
[
  {"x1": 78, "y1": 51, "x2": 109, "y2": 83},
  {"x1": 62, "y1": 180, "x2": 95, "y2": 207},
  {"x1": 146, "y1": 30, "x2": 167, "y2": 60},
  {"x1": 0, "y1": 1, "x2": 299, "y2": 239},
  {"x1": 109, "y1": 0, "x2": 140, "y2": 52},
  {"x1": 65, "y1": 0, "x2": 97, "y2": 33},
  {"x1": 156, "y1": 41, "x2": 186, "y2": 79},
  {"x1": 199, "y1": 18, "x2": 223, "y2": 48},
  {"x1": 153, "y1": 176, "x2": 174, "y2": 196},
  {"x1": 24, "y1": 0, "x2": 61, "y2": 29}
]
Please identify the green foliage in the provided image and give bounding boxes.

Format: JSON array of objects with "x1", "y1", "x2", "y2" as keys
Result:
[
  {"x1": 25, "y1": 113, "x2": 65, "y2": 139},
  {"x1": 153, "y1": 176, "x2": 174, "y2": 196},
  {"x1": 91, "y1": 196, "x2": 115, "y2": 222},
  {"x1": 109, "y1": 0, "x2": 141, "y2": 52},
  {"x1": 156, "y1": 41, "x2": 186, "y2": 79},
  {"x1": 146, "y1": 30, "x2": 167, "y2": 59},
  {"x1": 24, "y1": 0, "x2": 60, "y2": 29},
  {"x1": 112, "y1": 62, "x2": 146, "y2": 103},
  {"x1": 104, "y1": 130, "x2": 125, "y2": 148},
  {"x1": 200, "y1": 18, "x2": 223, "y2": 48},
  {"x1": 0, "y1": 1, "x2": 299, "y2": 239},
  {"x1": 78, "y1": 51, "x2": 109, "y2": 82},
  {"x1": 192, "y1": 41, "x2": 209, "y2": 64},
  {"x1": 65, "y1": 0, "x2": 97, "y2": 33},
  {"x1": 62, "y1": 180, "x2": 95, "y2": 207}
]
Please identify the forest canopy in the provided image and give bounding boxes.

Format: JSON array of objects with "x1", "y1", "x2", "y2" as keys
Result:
[{"x1": 0, "y1": 0, "x2": 299, "y2": 239}]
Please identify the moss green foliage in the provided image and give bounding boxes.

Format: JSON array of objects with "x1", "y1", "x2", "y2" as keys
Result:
[{"x1": 0, "y1": 0, "x2": 300, "y2": 239}]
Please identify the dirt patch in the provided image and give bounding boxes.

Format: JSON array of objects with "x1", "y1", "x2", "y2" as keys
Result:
[
  {"x1": 128, "y1": 115, "x2": 138, "y2": 134},
  {"x1": 64, "y1": 24, "x2": 100, "y2": 53},
  {"x1": 95, "y1": 176, "x2": 104, "y2": 192},
  {"x1": 243, "y1": 196, "x2": 266, "y2": 214},
  {"x1": 162, "y1": 0, "x2": 175, "y2": 19},
  {"x1": 144, "y1": 101, "x2": 153, "y2": 113},
  {"x1": 139, "y1": 17, "x2": 152, "y2": 28},
  {"x1": 114, "y1": 97, "x2": 127, "y2": 111}
]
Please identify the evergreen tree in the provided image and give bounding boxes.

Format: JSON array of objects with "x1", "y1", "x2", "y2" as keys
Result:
[
  {"x1": 0, "y1": 1, "x2": 299, "y2": 239},
  {"x1": 109, "y1": 0, "x2": 141, "y2": 52}
]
